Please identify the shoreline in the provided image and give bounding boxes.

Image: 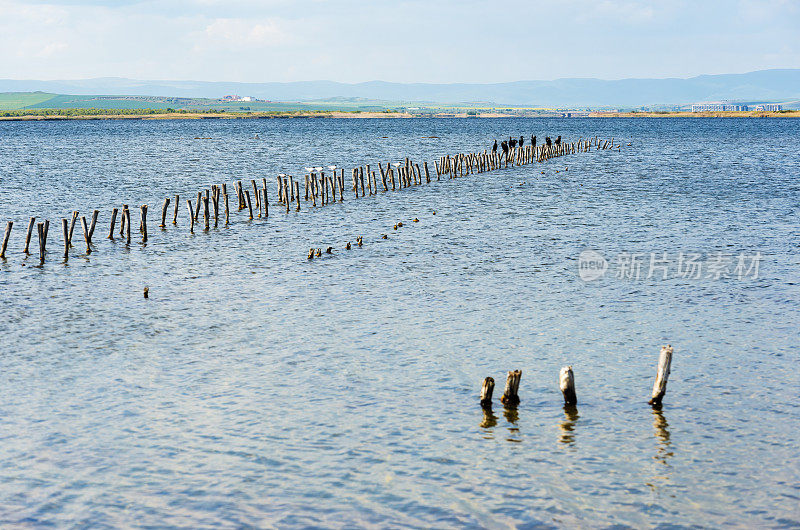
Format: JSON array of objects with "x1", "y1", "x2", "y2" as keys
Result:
[
  {"x1": 589, "y1": 110, "x2": 800, "y2": 118},
  {"x1": 0, "y1": 110, "x2": 797, "y2": 121}
]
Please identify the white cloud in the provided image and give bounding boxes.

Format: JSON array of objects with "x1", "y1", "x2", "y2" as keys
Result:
[{"x1": 202, "y1": 18, "x2": 289, "y2": 49}]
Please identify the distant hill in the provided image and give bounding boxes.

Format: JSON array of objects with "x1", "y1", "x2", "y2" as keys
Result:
[{"x1": 1, "y1": 69, "x2": 799, "y2": 107}]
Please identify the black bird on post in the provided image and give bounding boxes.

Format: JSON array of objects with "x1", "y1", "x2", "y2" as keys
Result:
[
  {"x1": 555, "y1": 135, "x2": 561, "y2": 146},
  {"x1": 545, "y1": 136, "x2": 552, "y2": 147},
  {"x1": 531, "y1": 135, "x2": 536, "y2": 147},
  {"x1": 519, "y1": 135, "x2": 525, "y2": 147},
  {"x1": 492, "y1": 139, "x2": 498, "y2": 153},
  {"x1": 509, "y1": 137, "x2": 517, "y2": 148},
  {"x1": 501, "y1": 140, "x2": 509, "y2": 154}
]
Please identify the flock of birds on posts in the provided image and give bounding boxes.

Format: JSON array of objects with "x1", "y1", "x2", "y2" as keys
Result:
[{"x1": 0, "y1": 133, "x2": 621, "y2": 269}]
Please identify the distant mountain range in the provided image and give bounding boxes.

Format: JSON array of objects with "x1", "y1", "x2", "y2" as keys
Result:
[{"x1": 1, "y1": 69, "x2": 799, "y2": 107}]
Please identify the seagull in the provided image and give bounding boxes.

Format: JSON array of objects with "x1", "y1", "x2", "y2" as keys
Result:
[
  {"x1": 327, "y1": 165, "x2": 337, "y2": 171},
  {"x1": 304, "y1": 167, "x2": 314, "y2": 173}
]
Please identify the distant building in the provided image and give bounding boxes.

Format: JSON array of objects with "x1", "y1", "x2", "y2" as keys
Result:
[
  {"x1": 754, "y1": 104, "x2": 782, "y2": 111},
  {"x1": 221, "y1": 95, "x2": 255, "y2": 102},
  {"x1": 691, "y1": 102, "x2": 748, "y2": 112}
]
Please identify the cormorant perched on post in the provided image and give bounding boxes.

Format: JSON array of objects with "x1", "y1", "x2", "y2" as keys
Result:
[
  {"x1": 519, "y1": 135, "x2": 525, "y2": 147},
  {"x1": 492, "y1": 139, "x2": 497, "y2": 153},
  {"x1": 531, "y1": 135, "x2": 536, "y2": 147},
  {"x1": 555, "y1": 135, "x2": 561, "y2": 146},
  {"x1": 509, "y1": 137, "x2": 517, "y2": 148},
  {"x1": 545, "y1": 136, "x2": 552, "y2": 147},
  {"x1": 501, "y1": 141, "x2": 509, "y2": 154}
]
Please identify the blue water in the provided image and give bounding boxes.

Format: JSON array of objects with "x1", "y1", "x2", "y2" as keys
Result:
[{"x1": 0, "y1": 117, "x2": 798, "y2": 527}]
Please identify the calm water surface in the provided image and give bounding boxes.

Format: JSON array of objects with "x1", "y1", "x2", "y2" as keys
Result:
[{"x1": 0, "y1": 117, "x2": 798, "y2": 528}]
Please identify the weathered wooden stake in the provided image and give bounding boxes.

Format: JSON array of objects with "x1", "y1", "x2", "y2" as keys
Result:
[
  {"x1": 173, "y1": 194, "x2": 179, "y2": 224},
  {"x1": 88, "y1": 210, "x2": 99, "y2": 241},
  {"x1": 160, "y1": 198, "x2": 170, "y2": 228},
  {"x1": 203, "y1": 195, "x2": 210, "y2": 230},
  {"x1": 480, "y1": 377, "x2": 495, "y2": 407},
  {"x1": 245, "y1": 190, "x2": 254, "y2": 219},
  {"x1": 24, "y1": 217, "x2": 36, "y2": 254},
  {"x1": 559, "y1": 366, "x2": 577, "y2": 406},
  {"x1": 648, "y1": 345, "x2": 673, "y2": 407},
  {"x1": 37, "y1": 222, "x2": 45, "y2": 263},
  {"x1": 222, "y1": 184, "x2": 230, "y2": 224},
  {"x1": 68, "y1": 211, "x2": 78, "y2": 247},
  {"x1": 187, "y1": 200, "x2": 194, "y2": 233},
  {"x1": 0, "y1": 221, "x2": 12, "y2": 259},
  {"x1": 61, "y1": 218, "x2": 69, "y2": 258},
  {"x1": 500, "y1": 370, "x2": 521, "y2": 407},
  {"x1": 140, "y1": 205, "x2": 148, "y2": 242},
  {"x1": 81, "y1": 216, "x2": 92, "y2": 254}
]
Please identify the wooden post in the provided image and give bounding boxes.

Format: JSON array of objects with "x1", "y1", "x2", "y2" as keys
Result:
[
  {"x1": 68, "y1": 211, "x2": 78, "y2": 247},
  {"x1": 194, "y1": 192, "x2": 202, "y2": 222},
  {"x1": 283, "y1": 178, "x2": 290, "y2": 213},
  {"x1": 212, "y1": 190, "x2": 219, "y2": 226},
  {"x1": 0, "y1": 221, "x2": 12, "y2": 259},
  {"x1": 140, "y1": 205, "x2": 148, "y2": 242},
  {"x1": 252, "y1": 180, "x2": 260, "y2": 210},
  {"x1": 500, "y1": 370, "x2": 521, "y2": 407},
  {"x1": 203, "y1": 195, "x2": 210, "y2": 230},
  {"x1": 120, "y1": 205, "x2": 127, "y2": 237},
  {"x1": 245, "y1": 190, "x2": 254, "y2": 219},
  {"x1": 81, "y1": 216, "x2": 92, "y2": 254},
  {"x1": 173, "y1": 195, "x2": 179, "y2": 224},
  {"x1": 424, "y1": 162, "x2": 430, "y2": 183},
  {"x1": 295, "y1": 182, "x2": 300, "y2": 211},
  {"x1": 62, "y1": 218, "x2": 69, "y2": 258},
  {"x1": 222, "y1": 184, "x2": 230, "y2": 225},
  {"x1": 24, "y1": 217, "x2": 35, "y2": 254},
  {"x1": 160, "y1": 198, "x2": 170, "y2": 228},
  {"x1": 124, "y1": 208, "x2": 131, "y2": 243},
  {"x1": 559, "y1": 366, "x2": 577, "y2": 406},
  {"x1": 480, "y1": 377, "x2": 494, "y2": 407},
  {"x1": 263, "y1": 187, "x2": 269, "y2": 217},
  {"x1": 187, "y1": 200, "x2": 194, "y2": 233},
  {"x1": 37, "y1": 222, "x2": 45, "y2": 263},
  {"x1": 88, "y1": 210, "x2": 99, "y2": 241},
  {"x1": 649, "y1": 345, "x2": 673, "y2": 407},
  {"x1": 359, "y1": 167, "x2": 365, "y2": 196}
]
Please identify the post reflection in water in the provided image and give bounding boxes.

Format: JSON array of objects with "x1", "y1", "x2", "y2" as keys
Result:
[
  {"x1": 480, "y1": 405, "x2": 498, "y2": 435},
  {"x1": 647, "y1": 406, "x2": 675, "y2": 494},
  {"x1": 652, "y1": 407, "x2": 673, "y2": 467},
  {"x1": 558, "y1": 404, "x2": 580, "y2": 446},
  {"x1": 503, "y1": 405, "x2": 522, "y2": 443}
]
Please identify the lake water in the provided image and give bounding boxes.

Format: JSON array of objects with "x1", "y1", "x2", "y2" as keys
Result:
[{"x1": 0, "y1": 117, "x2": 798, "y2": 528}]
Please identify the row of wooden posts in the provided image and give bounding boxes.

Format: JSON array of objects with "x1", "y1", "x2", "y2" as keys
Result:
[
  {"x1": 0, "y1": 135, "x2": 616, "y2": 264},
  {"x1": 483, "y1": 345, "x2": 673, "y2": 409}
]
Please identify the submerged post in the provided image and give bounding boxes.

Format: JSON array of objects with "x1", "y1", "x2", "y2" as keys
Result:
[
  {"x1": 108, "y1": 208, "x2": 118, "y2": 239},
  {"x1": 0, "y1": 221, "x2": 12, "y2": 259},
  {"x1": 81, "y1": 216, "x2": 92, "y2": 254},
  {"x1": 648, "y1": 345, "x2": 673, "y2": 407},
  {"x1": 559, "y1": 366, "x2": 577, "y2": 406},
  {"x1": 187, "y1": 200, "x2": 194, "y2": 233},
  {"x1": 160, "y1": 198, "x2": 170, "y2": 228},
  {"x1": 24, "y1": 217, "x2": 36, "y2": 254},
  {"x1": 500, "y1": 370, "x2": 521, "y2": 407},
  {"x1": 480, "y1": 377, "x2": 495, "y2": 408}
]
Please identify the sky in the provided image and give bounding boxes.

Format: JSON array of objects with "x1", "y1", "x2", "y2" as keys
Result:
[{"x1": 0, "y1": 0, "x2": 798, "y2": 83}]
